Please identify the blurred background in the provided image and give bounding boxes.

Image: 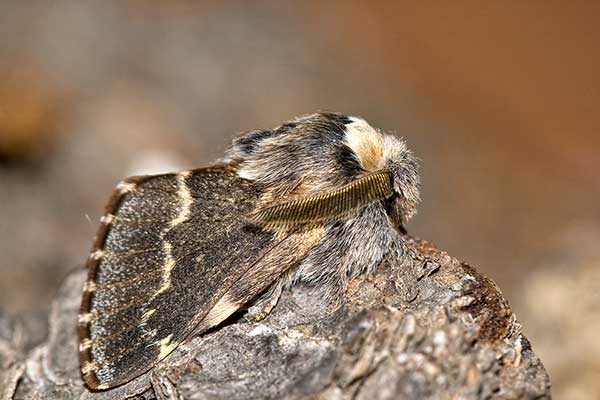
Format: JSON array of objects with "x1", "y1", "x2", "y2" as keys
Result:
[{"x1": 0, "y1": 1, "x2": 598, "y2": 397}]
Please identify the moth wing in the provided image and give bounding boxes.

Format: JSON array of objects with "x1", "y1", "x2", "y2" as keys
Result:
[
  {"x1": 190, "y1": 226, "x2": 324, "y2": 336},
  {"x1": 79, "y1": 165, "x2": 276, "y2": 390}
]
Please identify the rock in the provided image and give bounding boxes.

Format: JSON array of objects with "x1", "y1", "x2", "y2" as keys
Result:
[
  {"x1": 7, "y1": 237, "x2": 551, "y2": 399},
  {"x1": 0, "y1": 312, "x2": 25, "y2": 400}
]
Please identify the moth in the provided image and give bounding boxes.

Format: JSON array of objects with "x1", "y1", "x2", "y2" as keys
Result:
[{"x1": 78, "y1": 112, "x2": 420, "y2": 390}]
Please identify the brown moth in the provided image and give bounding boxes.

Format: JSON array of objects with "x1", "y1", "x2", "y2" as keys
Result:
[{"x1": 78, "y1": 112, "x2": 420, "y2": 390}]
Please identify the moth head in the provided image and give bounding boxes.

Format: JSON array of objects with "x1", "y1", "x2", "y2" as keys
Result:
[
  {"x1": 343, "y1": 116, "x2": 420, "y2": 227},
  {"x1": 228, "y1": 112, "x2": 420, "y2": 230}
]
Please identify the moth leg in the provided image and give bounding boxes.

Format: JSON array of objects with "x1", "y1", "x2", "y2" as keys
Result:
[{"x1": 245, "y1": 278, "x2": 284, "y2": 322}]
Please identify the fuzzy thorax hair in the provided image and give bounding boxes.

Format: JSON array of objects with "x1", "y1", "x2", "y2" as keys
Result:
[{"x1": 227, "y1": 112, "x2": 421, "y2": 294}]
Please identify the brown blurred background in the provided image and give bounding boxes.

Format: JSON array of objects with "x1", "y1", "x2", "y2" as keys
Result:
[{"x1": 0, "y1": 1, "x2": 598, "y2": 398}]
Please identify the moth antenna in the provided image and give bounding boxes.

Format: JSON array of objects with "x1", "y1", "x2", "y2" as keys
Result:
[{"x1": 250, "y1": 170, "x2": 394, "y2": 229}]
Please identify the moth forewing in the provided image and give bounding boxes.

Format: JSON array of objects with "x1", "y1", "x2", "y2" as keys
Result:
[
  {"x1": 78, "y1": 166, "x2": 280, "y2": 390},
  {"x1": 190, "y1": 227, "x2": 324, "y2": 336}
]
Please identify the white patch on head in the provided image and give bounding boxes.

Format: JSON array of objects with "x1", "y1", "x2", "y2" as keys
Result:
[
  {"x1": 115, "y1": 181, "x2": 137, "y2": 194},
  {"x1": 344, "y1": 117, "x2": 384, "y2": 171},
  {"x1": 156, "y1": 334, "x2": 178, "y2": 359},
  {"x1": 169, "y1": 171, "x2": 193, "y2": 228}
]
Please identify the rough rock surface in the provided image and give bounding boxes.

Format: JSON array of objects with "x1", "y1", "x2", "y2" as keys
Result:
[{"x1": 3, "y1": 237, "x2": 551, "y2": 399}]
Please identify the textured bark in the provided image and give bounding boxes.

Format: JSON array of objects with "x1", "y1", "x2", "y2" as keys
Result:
[{"x1": 3, "y1": 237, "x2": 551, "y2": 399}]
